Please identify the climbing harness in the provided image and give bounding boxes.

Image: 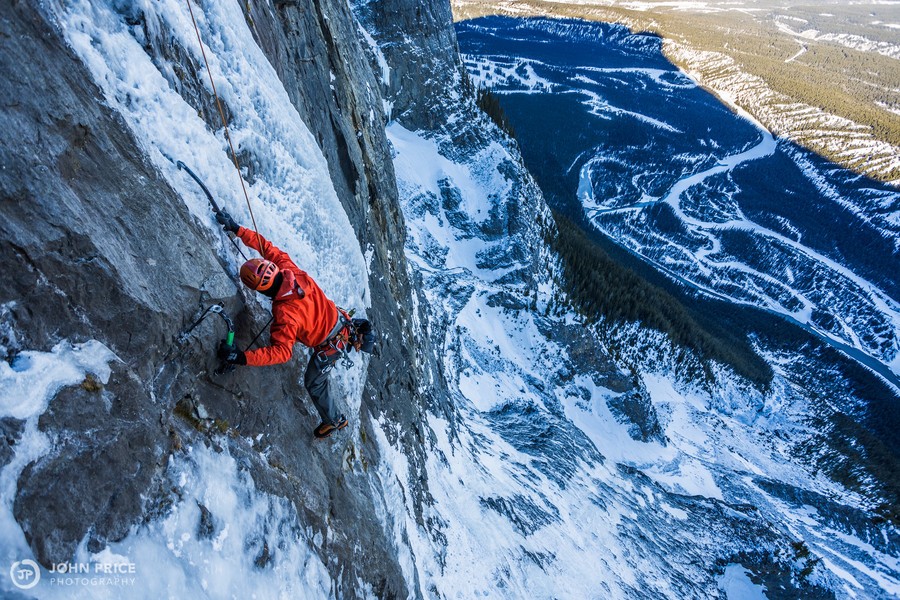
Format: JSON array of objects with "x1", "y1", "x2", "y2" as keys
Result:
[
  {"x1": 183, "y1": 0, "x2": 264, "y2": 254},
  {"x1": 182, "y1": 304, "x2": 236, "y2": 375},
  {"x1": 314, "y1": 309, "x2": 360, "y2": 369}
]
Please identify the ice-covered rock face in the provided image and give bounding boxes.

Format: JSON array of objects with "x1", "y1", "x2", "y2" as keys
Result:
[
  {"x1": 0, "y1": 0, "x2": 419, "y2": 596},
  {"x1": 1, "y1": 0, "x2": 899, "y2": 598}
]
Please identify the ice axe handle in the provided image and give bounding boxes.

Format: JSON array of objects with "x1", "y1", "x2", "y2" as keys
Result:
[
  {"x1": 226, "y1": 331, "x2": 235, "y2": 346},
  {"x1": 176, "y1": 160, "x2": 221, "y2": 213}
]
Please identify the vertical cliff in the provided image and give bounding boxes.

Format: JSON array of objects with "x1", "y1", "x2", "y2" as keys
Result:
[
  {"x1": 2, "y1": 0, "x2": 895, "y2": 597},
  {"x1": 0, "y1": 0, "x2": 442, "y2": 596},
  {"x1": 352, "y1": 0, "x2": 463, "y2": 131}
]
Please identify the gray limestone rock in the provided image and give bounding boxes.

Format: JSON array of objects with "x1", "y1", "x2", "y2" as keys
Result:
[
  {"x1": 0, "y1": 0, "x2": 435, "y2": 595},
  {"x1": 0, "y1": 418, "x2": 24, "y2": 471},
  {"x1": 606, "y1": 389, "x2": 666, "y2": 444},
  {"x1": 351, "y1": 0, "x2": 464, "y2": 131}
]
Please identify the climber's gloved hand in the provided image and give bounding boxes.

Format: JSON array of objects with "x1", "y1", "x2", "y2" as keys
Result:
[
  {"x1": 217, "y1": 340, "x2": 246, "y2": 365},
  {"x1": 216, "y1": 210, "x2": 240, "y2": 233},
  {"x1": 352, "y1": 318, "x2": 376, "y2": 354}
]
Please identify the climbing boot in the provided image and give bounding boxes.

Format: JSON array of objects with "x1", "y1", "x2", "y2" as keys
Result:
[{"x1": 314, "y1": 415, "x2": 348, "y2": 439}]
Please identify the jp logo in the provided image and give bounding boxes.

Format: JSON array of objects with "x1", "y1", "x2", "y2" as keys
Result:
[{"x1": 10, "y1": 559, "x2": 40, "y2": 590}]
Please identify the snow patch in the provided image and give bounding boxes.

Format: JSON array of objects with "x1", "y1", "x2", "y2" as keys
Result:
[
  {"x1": 0, "y1": 340, "x2": 118, "y2": 596},
  {"x1": 98, "y1": 445, "x2": 333, "y2": 599},
  {"x1": 357, "y1": 21, "x2": 391, "y2": 86},
  {"x1": 717, "y1": 564, "x2": 767, "y2": 599},
  {"x1": 0, "y1": 340, "x2": 115, "y2": 420},
  {"x1": 0, "y1": 341, "x2": 335, "y2": 598}
]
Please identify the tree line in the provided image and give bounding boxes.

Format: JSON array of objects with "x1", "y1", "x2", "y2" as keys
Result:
[{"x1": 551, "y1": 211, "x2": 774, "y2": 388}]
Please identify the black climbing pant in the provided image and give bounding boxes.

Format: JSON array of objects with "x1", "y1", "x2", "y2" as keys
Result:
[
  {"x1": 303, "y1": 317, "x2": 375, "y2": 425},
  {"x1": 304, "y1": 351, "x2": 341, "y2": 424}
]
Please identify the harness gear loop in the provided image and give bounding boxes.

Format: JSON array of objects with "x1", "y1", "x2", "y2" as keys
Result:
[
  {"x1": 314, "y1": 308, "x2": 360, "y2": 368},
  {"x1": 184, "y1": 0, "x2": 265, "y2": 254}
]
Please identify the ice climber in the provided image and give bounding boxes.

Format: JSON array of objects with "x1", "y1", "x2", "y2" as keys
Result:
[{"x1": 214, "y1": 210, "x2": 375, "y2": 438}]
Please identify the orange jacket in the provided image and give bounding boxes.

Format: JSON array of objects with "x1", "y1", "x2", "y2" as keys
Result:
[{"x1": 236, "y1": 227, "x2": 338, "y2": 366}]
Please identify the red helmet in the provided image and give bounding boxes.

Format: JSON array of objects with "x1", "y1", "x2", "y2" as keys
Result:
[{"x1": 240, "y1": 258, "x2": 279, "y2": 292}]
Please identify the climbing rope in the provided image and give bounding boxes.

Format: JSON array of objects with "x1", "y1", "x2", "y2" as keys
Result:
[{"x1": 184, "y1": 0, "x2": 264, "y2": 253}]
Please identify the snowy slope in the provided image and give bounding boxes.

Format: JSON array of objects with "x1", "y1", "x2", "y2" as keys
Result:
[{"x1": 380, "y1": 113, "x2": 900, "y2": 597}]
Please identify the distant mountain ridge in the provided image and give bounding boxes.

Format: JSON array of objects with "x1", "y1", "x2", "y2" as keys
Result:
[
  {"x1": 458, "y1": 16, "x2": 900, "y2": 381},
  {"x1": 452, "y1": 0, "x2": 900, "y2": 185}
]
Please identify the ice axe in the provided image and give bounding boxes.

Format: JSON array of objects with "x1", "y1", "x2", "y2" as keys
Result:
[
  {"x1": 177, "y1": 160, "x2": 221, "y2": 212},
  {"x1": 182, "y1": 304, "x2": 236, "y2": 376},
  {"x1": 177, "y1": 160, "x2": 248, "y2": 260}
]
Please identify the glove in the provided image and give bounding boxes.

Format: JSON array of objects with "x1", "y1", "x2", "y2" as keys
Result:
[
  {"x1": 217, "y1": 340, "x2": 246, "y2": 365},
  {"x1": 352, "y1": 318, "x2": 376, "y2": 354},
  {"x1": 216, "y1": 210, "x2": 239, "y2": 233}
]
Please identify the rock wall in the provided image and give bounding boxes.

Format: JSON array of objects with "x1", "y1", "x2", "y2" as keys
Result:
[
  {"x1": 0, "y1": 0, "x2": 451, "y2": 595},
  {"x1": 352, "y1": 0, "x2": 465, "y2": 131},
  {"x1": 1, "y1": 1, "x2": 222, "y2": 564}
]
